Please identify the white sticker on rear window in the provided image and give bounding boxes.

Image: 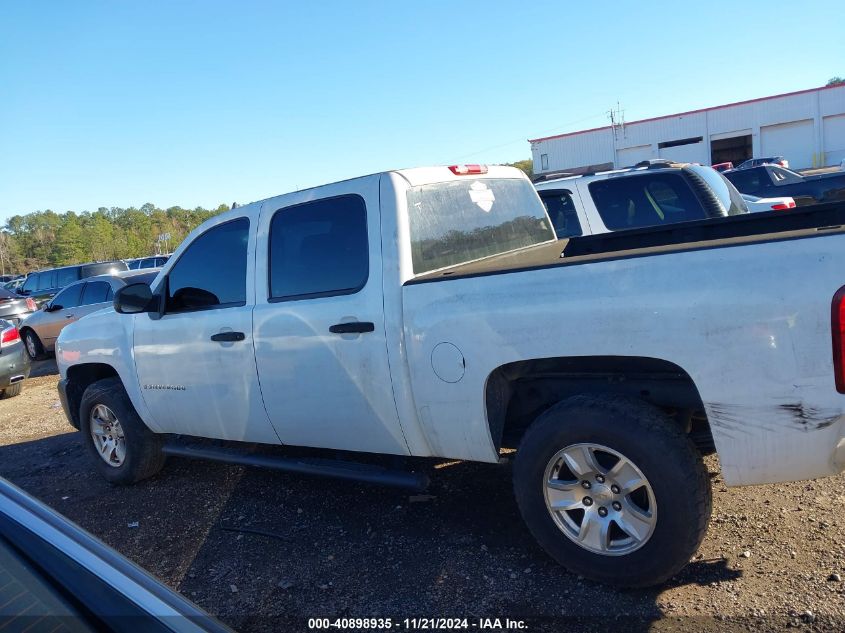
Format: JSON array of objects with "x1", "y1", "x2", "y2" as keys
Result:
[{"x1": 469, "y1": 181, "x2": 495, "y2": 212}]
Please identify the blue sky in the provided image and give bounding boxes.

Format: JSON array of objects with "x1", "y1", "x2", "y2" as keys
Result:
[{"x1": 1, "y1": 1, "x2": 842, "y2": 220}]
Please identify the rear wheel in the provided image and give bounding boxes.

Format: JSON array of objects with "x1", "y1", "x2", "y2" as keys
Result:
[
  {"x1": 22, "y1": 329, "x2": 46, "y2": 361},
  {"x1": 0, "y1": 382, "x2": 23, "y2": 398},
  {"x1": 80, "y1": 377, "x2": 165, "y2": 484},
  {"x1": 513, "y1": 394, "x2": 711, "y2": 587}
]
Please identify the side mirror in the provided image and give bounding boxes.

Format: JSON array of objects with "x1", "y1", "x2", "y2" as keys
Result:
[
  {"x1": 114, "y1": 283, "x2": 154, "y2": 314},
  {"x1": 45, "y1": 303, "x2": 63, "y2": 312}
]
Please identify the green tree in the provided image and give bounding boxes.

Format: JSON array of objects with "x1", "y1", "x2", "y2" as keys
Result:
[
  {"x1": 505, "y1": 159, "x2": 534, "y2": 179},
  {"x1": 54, "y1": 215, "x2": 85, "y2": 264},
  {"x1": 1, "y1": 202, "x2": 231, "y2": 273},
  {"x1": 827, "y1": 76, "x2": 844, "y2": 86}
]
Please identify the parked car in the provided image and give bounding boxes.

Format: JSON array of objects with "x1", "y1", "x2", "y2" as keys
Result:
[
  {"x1": 127, "y1": 255, "x2": 170, "y2": 270},
  {"x1": 0, "y1": 476, "x2": 231, "y2": 632},
  {"x1": 0, "y1": 319, "x2": 29, "y2": 398},
  {"x1": 0, "y1": 286, "x2": 38, "y2": 325},
  {"x1": 724, "y1": 164, "x2": 845, "y2": 206},
  {"x1": 741, "y1": 193, "x2": 797, "y2": 212},
  {"x1": 735, "y1": 156, "x2": 789, "y2": 169},
  {"x1": 20, "y1": 268, "x2": 160, "y2": 360},
  {"x1": 56, "y1": 164, "x2": 845, "y2": 588},
  {"x1": 18, "y1": 260, "x2": 129, "y2": 306},
  {"x1": 711, "y1": 161, "x2": 733, "y2": 172},
  {"x1": 535, "y1": 160, "x2": 748, "y2": 239},
  {"x1": 3, "y1": 277, "x2": 25, "y2": 293}
]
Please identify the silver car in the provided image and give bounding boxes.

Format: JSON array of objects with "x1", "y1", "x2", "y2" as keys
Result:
[{"x1": 19, "y1": 268, "x2": 160, "y2": 360}]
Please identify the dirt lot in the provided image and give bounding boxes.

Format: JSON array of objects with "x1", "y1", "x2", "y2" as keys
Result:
[{"x1": 1, "y1": 363, "x2": 844, "y2": 632}]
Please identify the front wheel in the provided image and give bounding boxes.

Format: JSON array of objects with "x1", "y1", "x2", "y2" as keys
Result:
[
  {"x1": 513, "y1": 395, "x2": 712, "y2": 587},
  {"x1": 23, "y1": 330, "x2": 46, "y2": 361},
  {"x1": 80, "y1": 377, "x2": 165, "y2": 484}
]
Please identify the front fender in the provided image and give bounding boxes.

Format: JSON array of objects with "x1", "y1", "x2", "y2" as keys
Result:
[{"x1": 56, "y1": 310, "x2": 161, "y2": 433}]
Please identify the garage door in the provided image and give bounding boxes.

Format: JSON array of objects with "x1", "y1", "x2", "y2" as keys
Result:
[
  {"x1": 616, "y1": 144, "x2": 652, "y2": 167},
  {"x1": 760, "y1": 119, "x2": 814, "y2": 169},
  {"x1": 823, "y1": 114, "x2": 845, "y2": 166}
]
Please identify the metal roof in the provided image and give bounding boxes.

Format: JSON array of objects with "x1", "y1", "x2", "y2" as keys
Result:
[{"x1": 528, "y1": 84, "x2": 843, "y2": 144}]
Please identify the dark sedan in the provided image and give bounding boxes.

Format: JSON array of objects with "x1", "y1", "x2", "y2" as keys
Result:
[
  {"x1": 0, "y1": 319, "x2": 29, "y2": 398},
  {"x1": 0, "y1": 286, "x2": 37, "y2": 325},
  {"x1": 724, "y1": 164, "x2": 845, "y2": 206}
]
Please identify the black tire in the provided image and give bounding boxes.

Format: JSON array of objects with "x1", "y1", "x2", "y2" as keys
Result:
[
  {"x1": 22, "y1": 329, "x2": 46, "y2": 361},
  {"x1": 79, "y1": 377, "x2": 165, "y2": 484},
  {"x1": 513, "y1": 394, "x2": 711, "y2": 588},
  {"x1": 0, "y1": 382, "x2": 23, "y2": 398}
]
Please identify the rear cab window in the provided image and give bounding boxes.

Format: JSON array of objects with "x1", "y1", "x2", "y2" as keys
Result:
[
  {"x1": 589, "y1": 172, "x2": 706, "y2": 230},
  {"x1": 406, "y1": 178, "x2": 554, "y2": 274}
]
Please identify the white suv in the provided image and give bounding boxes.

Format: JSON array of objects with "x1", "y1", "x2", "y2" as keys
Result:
[{"x1": 535, "y1": 161, "x2": 749, "y2": 239}]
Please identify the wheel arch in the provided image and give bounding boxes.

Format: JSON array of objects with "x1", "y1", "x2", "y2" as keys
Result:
[
  {"x1": 485, "y1": 355, "x2": 712, "y2": 454},
  {"x1": 64, "y1": 363, "x2": 121, "y2": 429}
]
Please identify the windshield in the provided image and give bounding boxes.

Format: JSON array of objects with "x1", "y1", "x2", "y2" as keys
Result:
[{"x1": 406, "y1": 178, "x2": 554, "y2": 274}]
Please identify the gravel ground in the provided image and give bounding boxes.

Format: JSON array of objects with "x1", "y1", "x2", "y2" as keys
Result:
[{"x1": 1, "y1": 362, "x2": 844, "y2": 632}]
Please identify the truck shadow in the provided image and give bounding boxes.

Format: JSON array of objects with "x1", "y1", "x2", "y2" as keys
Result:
[
  {"x1": 29, "y1": 357, "x2": 59, "y2": 378},
  {"x1": 0, "y1": 435, "x2": 741, "y2": 632}
]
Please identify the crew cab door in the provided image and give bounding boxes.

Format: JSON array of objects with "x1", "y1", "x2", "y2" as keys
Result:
[
  {"x1": 132, "y1": 214, "x2": 280, "y2": 445},
  {"x1": 252, "y1": 175, "x2": 409, "y2": 455}
]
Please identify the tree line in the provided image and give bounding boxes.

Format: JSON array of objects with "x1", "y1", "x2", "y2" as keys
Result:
[{"x1": 0, "y1": 203, "x2": 231, "y2": 276}]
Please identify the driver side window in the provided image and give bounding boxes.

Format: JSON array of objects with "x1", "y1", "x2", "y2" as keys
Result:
[{"x1": 165, "y1": 217, "x2": 250, "y2": 313}]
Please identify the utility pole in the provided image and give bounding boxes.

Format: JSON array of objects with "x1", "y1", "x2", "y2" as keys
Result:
[{"x1": 608, "y1": 101, "x2": 625, "y2": 167}]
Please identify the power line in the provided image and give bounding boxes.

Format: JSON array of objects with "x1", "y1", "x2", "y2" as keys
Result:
[{"x1": 456, "y1": 112, "x2": 608, "y2": 160}]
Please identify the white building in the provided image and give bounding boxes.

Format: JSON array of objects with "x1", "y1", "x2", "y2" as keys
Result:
[{"x1": 529, "y1": 84, "x2": 845, "y2": 176}]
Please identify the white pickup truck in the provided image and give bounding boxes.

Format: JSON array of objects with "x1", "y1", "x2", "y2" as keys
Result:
[{"x1": 56, "y1": 164, "x2": 845, "y2": 587}]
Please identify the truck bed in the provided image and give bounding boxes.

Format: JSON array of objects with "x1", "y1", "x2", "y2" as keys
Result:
[{"x1": 408, "y1": 201, "x2": 845, "y2": 284}]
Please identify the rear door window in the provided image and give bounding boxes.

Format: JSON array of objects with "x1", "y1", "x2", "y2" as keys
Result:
[
  {"x1": 269, "y1": 195, "x2": 368, "y2": 301},
  {"x1": 36, "y1": 272, "x2": 55, "y2": 291},
  {"x1": 56, "y1": 267, "x2": 79, "y2": 287},
  {"x1": 589, "y1": 173, "x2": 706, "y2": 230},
  {"x1": 80, "y1": 281, "x2": 112, "y2": 305},
  {"x1": 538, "y1": 190, "x2": 583, "y2": 239}
]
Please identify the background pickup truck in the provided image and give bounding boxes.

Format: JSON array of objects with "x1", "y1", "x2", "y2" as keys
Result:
[
  {"x1": 55, "y1": 165, "x2": 845, "y2": 588},
  {"x1": 534, "y1": 161, "x2": 748, "y2": 239},
  {"x1": 724, "y1": 164, "x2": 845, "y2": 206}
]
